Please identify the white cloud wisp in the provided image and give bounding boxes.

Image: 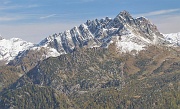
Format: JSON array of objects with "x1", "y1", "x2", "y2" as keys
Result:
[{"x1": 135, "y1": 8, "x2": 180, "y2": 17}]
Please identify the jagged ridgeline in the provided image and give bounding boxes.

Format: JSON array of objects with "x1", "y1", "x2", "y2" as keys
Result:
[
  {"x1": 0, "y1": 11, "x2": 180, "y2": 109},
  {"x1": 2, "y1": 10, "x2": 166, "y2": 65}
]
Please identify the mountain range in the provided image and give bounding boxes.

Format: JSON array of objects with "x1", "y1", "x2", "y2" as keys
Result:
[
  {"x1": 0, "y1": 11, "x2": 179, "y2": 65},
  {"x1": 0, "y1": 11, "x2": 180, "y2": 109}
]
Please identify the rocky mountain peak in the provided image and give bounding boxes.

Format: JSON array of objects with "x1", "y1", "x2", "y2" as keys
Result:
[
  {"x1": 115, "y1": 10, "x2": 134, "y2": 25},
  {"x1": 119, "y1": 10, "x2": 132, "y2": 18}
]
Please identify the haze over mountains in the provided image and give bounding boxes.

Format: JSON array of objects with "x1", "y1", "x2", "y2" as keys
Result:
[{"x1": 0, "y1": 11, "x2": 180, "y2": 109}]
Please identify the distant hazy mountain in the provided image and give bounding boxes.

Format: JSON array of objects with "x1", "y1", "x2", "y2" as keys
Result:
[
  {"x1": 0, "y1": 36, "x2": 34, "y2": 64},
  {"x1": 163, "y1": 32, "x2": 180, "y2": 46}
]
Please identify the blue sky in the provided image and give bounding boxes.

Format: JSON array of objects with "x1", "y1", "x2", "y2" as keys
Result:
[{"x1": 0, "y1": 0, "x2": 180, "y2": 43}]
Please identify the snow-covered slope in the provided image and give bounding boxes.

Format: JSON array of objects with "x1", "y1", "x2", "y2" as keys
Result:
[
  {"x1": 0, "y1": 36, "x2": 34, "y2": 63},
  {"x1": 163, "y1": 32, "x2": 180, "y2": 46}
]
